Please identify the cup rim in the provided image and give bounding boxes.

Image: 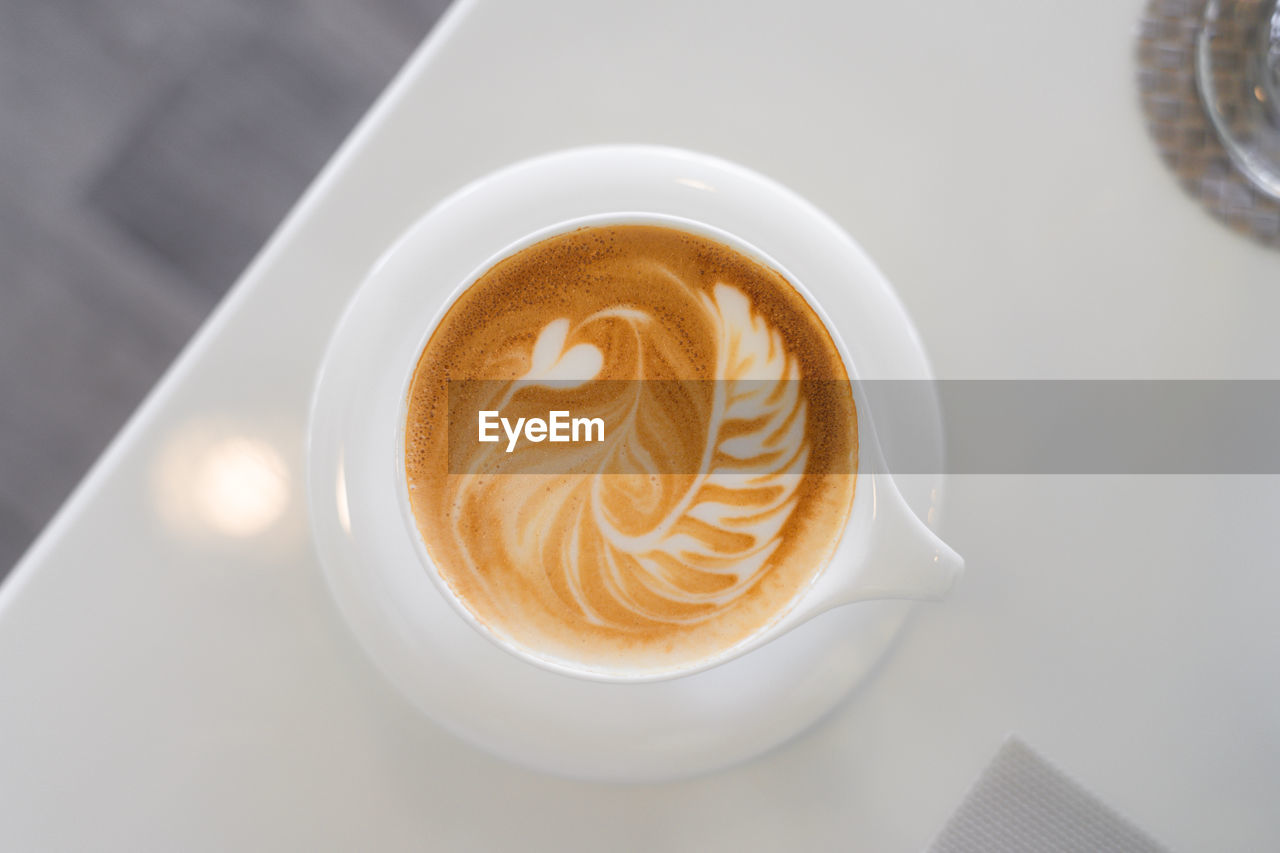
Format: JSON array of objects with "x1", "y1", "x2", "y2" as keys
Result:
[{"x1": 392, "y1": 210, "x2": 868, "y2": 683}]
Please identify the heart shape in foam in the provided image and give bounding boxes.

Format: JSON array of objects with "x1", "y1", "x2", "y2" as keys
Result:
[{"x1": 523, "y1": 318, "x2": 604, "y2": 386}]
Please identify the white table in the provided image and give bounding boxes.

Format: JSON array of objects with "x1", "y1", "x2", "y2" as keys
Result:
[{"x1": 3, "y1": 0, "x2": 1278, "y2": 849}]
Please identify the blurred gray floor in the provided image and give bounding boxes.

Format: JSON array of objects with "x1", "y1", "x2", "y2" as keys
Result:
[{"x1": 0, "y1": 0, "x2": 450, "y2": 579}]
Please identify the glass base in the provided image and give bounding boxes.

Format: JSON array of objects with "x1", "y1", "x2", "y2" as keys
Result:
[{"x1": 1197, "y1": 0, "x2": 1280, "y2": 199}]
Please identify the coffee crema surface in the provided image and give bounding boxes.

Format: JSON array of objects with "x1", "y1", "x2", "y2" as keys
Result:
[{"x1": 404, "y1": 225, "x2": 857, "y2": 673}]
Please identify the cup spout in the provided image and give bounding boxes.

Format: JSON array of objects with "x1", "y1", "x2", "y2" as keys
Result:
[{"x1": 834, "y1": 475, "x2": 963, "y2": 606}]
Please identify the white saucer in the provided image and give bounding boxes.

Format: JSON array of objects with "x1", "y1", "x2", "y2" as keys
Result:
[{"x1": 306, "y1": 145, "x2": 946, "y2": 782}]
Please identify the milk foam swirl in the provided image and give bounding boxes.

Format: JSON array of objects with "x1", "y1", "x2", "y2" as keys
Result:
[
  {"x1": 452, "y1": 284, "x2": 808, "y2": 628},
  {"x1": 404, "y1": 224, "x2": 856, "y2": 670}
]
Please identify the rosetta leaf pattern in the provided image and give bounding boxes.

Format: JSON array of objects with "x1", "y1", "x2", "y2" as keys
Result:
[{"x1": 571, "y1": 284, "x2": 810, "y2": 625}]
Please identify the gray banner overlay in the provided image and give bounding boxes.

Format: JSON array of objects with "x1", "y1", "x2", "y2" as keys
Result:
[
  {"x1": 924, "y1": 380, "x2": 1280, "y2": 474},
  {"x1": 441, "y1": 381, "x2": 1280, "y2": 474}
]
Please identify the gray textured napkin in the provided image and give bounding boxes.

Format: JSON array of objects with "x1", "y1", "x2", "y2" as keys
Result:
[{"x1": 927, "y1": 738, "x2": 1169, "y2": 853}]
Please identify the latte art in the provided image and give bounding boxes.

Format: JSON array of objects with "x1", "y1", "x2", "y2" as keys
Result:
[
  {"x1": 458, "y1": 284, "x2": 807, "y2": 627},
  {"x1": 405, "y1": 225, "x2": 856, "y2": 672}
]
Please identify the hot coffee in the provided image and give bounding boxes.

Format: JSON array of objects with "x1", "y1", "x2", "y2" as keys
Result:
[{"x1": 404, "y1": 224, "x2": 856, "y2": 672}]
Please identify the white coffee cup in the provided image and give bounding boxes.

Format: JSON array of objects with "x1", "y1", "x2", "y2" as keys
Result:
[
  {"x1": 308, "y1": 144, "x2": 959, "y2": 780},
  {"x1": 393, "y1": 211, "x2": 962, "y2": 683}
]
